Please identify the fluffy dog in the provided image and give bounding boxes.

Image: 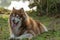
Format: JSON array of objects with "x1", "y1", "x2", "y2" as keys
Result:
[{"x1": 8, "y1": 7, "x2": 48, "y2": 40}]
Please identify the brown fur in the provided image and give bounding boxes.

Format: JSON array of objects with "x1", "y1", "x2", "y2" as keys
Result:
[{"x1": 9, "y1": 8, "x2": 48, "y2": 39}]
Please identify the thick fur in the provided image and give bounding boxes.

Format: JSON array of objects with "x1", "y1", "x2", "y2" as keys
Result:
[{"x1": 9, "y1": 8, "x2": 48, "y2": 40}]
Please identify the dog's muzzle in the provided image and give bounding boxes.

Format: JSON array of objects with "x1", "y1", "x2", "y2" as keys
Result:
[
  {"x1": 11, "y1": 17, "x2": 22, "y2": 27},
  {"x1": 12, "y1": 19, "x2": 19, "y2": 25}
]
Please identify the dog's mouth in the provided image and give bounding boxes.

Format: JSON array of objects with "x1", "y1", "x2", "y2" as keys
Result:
[{"x1": 12, "y1": 20, "x2": 19, "y2": 27}]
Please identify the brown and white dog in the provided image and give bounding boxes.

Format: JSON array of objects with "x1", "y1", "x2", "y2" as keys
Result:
[{"x1": 8, "y1": 7, "x2": 48, "y2": 40}]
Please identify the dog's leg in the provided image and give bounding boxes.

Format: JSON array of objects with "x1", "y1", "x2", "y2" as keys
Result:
[
  {"x1": 15, "y1": 34, "x2": 33, "y2": 40},
  {"x1": 9, "y1": 29, "x2": 15, "y2": 40}
]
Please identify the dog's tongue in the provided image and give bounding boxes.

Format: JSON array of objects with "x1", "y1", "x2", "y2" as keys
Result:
[{"x1": 13, "y1": 24, "x2": 16, "y2": 27}]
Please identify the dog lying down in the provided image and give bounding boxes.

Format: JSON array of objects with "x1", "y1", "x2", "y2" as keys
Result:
[{"x1": 8, "y1": 7, "x2": 48, "y2": 40}]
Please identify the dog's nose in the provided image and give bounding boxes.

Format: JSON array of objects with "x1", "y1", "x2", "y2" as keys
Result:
[{"x1": 13, "y1": 20, "x2": 15, "y2": 22}]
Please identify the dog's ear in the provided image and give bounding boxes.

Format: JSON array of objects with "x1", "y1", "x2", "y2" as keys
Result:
[
  {"x1": 20, "y1": 8, "x2": 25, "y2": 13},
  {"x1": 13, "y1": 7, "x2": 16, "y2": 10}
]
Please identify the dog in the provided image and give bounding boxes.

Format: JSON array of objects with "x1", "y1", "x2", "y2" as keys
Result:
[{"x1": 8, "y1": 7, "x2": 48, "y2": 40}]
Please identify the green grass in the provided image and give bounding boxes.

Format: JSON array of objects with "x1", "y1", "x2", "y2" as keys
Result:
[
  {"x1": 0, "y1": 14, "x2": 60, "y2": 40},
  {"x1": 0, "y1": 14, "x2": 9, "y2": 40}
]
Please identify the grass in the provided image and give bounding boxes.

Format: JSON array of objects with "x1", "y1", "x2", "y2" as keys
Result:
[
  {"x1": 0, "y1": 14, "x2": 60, "y2": 40},
  {"x1": 0, "y1": 14, "x2": 9, "y2": 40}
]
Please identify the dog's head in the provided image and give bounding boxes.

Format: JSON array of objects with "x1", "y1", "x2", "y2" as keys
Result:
[{"x1": 10, "y1": 7, "x2": 27, "y2": 28}]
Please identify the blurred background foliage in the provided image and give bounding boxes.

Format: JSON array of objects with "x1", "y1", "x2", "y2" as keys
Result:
[
  {"x1": 29, "y1": 0, "x2": 60, "y2": 18},
  {"x1": 0, "y1": 0, "x2": 60, "y2": 18},
  {"x1": 0, "y1": 7, "x2": 10, "y2": 14}
]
